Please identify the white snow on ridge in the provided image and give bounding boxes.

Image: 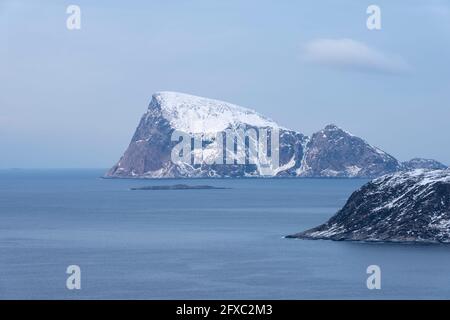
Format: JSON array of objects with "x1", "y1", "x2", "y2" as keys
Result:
[
  {"x1": 152, "y1": 91, "x2": 280, "y2": 133},
  {"x1": 374, "y1": 169, "x2": 450, "y2": 188},
  {"x1": 366, "y1": 169, "x2": 450, "y2": 216}
]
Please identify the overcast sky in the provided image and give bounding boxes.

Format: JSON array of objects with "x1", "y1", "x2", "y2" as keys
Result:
[{"x1": 1, "y1": 0, "x2": 449, "y2": 168}]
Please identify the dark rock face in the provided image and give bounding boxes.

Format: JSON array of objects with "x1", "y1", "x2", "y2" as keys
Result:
[
  {"x1": 298, "y1": 125, "x2": 401, "y2": 178},
  {"x1": 107, "y1": 92, "x2": 304, "y2": 178},
  {"x1": 106, "y1": 92, "x2": 444, "y2": 179},
  {"x1": 287, "y1": 169, "x2": 450, "y2": 243},
  {"x1": 107, "y1": 99, "x2": 177, "y2": 177},
  {"x1": 276, "y1": 130, "x2": 309, "y2": 176},
  {"x1": 402, "y1": 158, "x2": 448, "y2": 170}
]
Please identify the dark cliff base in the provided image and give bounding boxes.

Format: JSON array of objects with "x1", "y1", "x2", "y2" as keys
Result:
[
  {"x1": 284, "y1": 234, "x2": 450, "y2": 244},
  {"x1": 285, "y1": 170, "x2": 450, "y2": 244}
]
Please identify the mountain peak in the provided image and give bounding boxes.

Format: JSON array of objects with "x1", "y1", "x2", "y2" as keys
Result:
[
  {"x1": 106, "y1": 91, "x2": 438, "y2": 179},
  {"x1": 149, "y1": 91, "x2": 279, "y2": 133},
  {"x1": 321, "y1": 124, "x2": 356, "y2": 137},
  {"x1": 323, "y1": 124, "x2": 341, "y2": 131},
  {"x1": 402, "y1": 158, "x2": 448, "y2": 170},
  {"x1": 301, "y1": 123, "x2": 400, "y2": 177}
]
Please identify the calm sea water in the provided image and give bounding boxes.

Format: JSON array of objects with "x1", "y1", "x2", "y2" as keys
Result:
[{"x1": 0, "y1": 169, "x2": 450, "y2": 299}]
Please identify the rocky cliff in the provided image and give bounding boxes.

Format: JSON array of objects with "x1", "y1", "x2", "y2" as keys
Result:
[
  {"x1": 106, "y1": 92, "x2": 444, "y2": 179},
  {"x1": 286, "y1": 169, "x2": 450, "y2": 243}
]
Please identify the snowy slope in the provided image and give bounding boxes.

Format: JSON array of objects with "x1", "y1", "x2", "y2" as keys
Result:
[
  {"x1": 288, "y1": 169, "x2": 450, "y2": 243},
  {"x1": 151, "y1": 91, "x2": 279, "y2": 133}
]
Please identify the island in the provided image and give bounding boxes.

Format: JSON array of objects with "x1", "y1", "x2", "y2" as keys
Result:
[
  {"x1": 106, "y1": 92, "x2": 447, "y2": 179},
  {"x1": 130, "y1": 184, "x2": 230, "y2": 190},
  {"x1": 286, "y1": 169, "x2": 450, "y2": 243}
]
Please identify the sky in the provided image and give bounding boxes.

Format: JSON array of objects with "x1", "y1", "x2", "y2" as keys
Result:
[{"x1": 1, "y1": 0, "x2": 449, "y2": 168}]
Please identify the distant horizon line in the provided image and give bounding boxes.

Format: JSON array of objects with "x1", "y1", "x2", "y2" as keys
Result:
[{"x1": 0, "y1": 167, "x2": 109, "y2": 170}]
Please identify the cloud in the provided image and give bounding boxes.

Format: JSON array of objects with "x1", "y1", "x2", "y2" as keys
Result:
[{"x1": 302, "y1": 38, "x2": 410, "y2": 74}]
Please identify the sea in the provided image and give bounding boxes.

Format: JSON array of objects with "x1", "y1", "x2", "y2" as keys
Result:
[{"x1": 1, "y1": 169, "x2": 449, "y2": 299}]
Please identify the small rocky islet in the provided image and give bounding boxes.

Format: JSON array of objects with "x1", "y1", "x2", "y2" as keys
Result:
[{"x1": 130, "y1": 184, "x2": 229, "y2": 190}]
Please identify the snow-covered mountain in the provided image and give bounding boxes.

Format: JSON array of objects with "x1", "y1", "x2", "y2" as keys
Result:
[
  {"x1": 107, "y1": 92, "x2": 300, "y2": 178},
  {"x1": 287, "y1": 169, "x2": 450, "y2": 243},
  {"x1": 106, "y1": 92, "x2": 443, "y2": 179},
  {"x1": 297, "y1": 124, "x2": 401, "y2": 178},
  {"x1": 153, "y1": 91, "x2": 279, "y2": 134}
]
